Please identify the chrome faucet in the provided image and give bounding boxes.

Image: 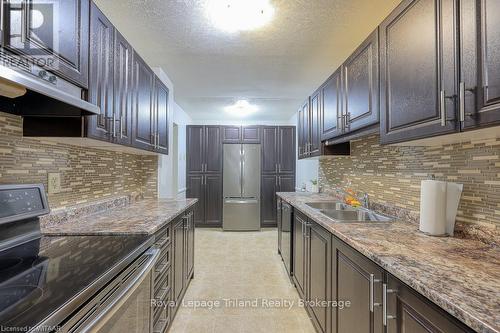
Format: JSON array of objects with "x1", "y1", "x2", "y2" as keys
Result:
[{"x1": 361, "y1": 192, "x2": 369, "y2": 209}]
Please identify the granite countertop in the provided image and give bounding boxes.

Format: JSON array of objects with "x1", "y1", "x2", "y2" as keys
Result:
[
  {"x1": 277, "y1": 192, "x2": 500, "y2": 333},
  {"x1": 42, "y1": 198, "x2": 198, "y2": 236}
]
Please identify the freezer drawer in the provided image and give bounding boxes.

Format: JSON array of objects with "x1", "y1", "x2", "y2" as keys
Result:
[{"x1": 223, "y1": 198, "x2": 260, "y2": 231}]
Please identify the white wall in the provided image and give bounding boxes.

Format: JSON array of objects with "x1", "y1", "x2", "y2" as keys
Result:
[
  {"x1": 154, "y1": 67, "x2": 192, "y2": 199},
  {"x1": 289, "y1": 113, "x2": 319, "y2": 191}
]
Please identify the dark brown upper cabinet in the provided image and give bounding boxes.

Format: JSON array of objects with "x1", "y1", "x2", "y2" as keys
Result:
[
  {"x1": 113, "y1": 30, "x2": 133, "y2": 146},
  {"x1": 3, "y1": 0, "x2": 90, "y2": 88},
  {"x1": 278, "y1": 126, "x2": 296, "y2": 174},
  {"x1": 309, "y1": 90, "x2": 322, "y2": 157},
  {"x1": 154, "y1": 77, "x2": 169, "y2": 154},
  {"x1": 187, "y1": 125, "x2": 222, "y2": 174},
  {"x1": 342, "y1": 28, "x2": 380, "y2": 133},
  {"x1": 459, "y1": 0, "x2": 500, "y2": 130},
  {"x1": 242, "y1": 126, "x2": 261, "y2": 143},
  {"x1": 222, "y1": 126, "x2": 241, "y2": 143},
  {"x1": 222, "y1": 125, "x2": 261, "y2": 143},
  {"x1": 131, "y1": 51, "x2": 155, "y2": 151},
  {"x1": 380, "y1": 0, "x2": 459, "y2": 144},
  {"x1": 262, "y1": 126, "x2": 279, "y2": 174},
  {"x1": 321, "y1": 68, "x2": 343, "y2": 141},
  {"x1": 87, "y1": 2, "x2": 114, "y2": 141},
  {"x1": 298, "y1": 99, "x2": 309, "y2": 159}
]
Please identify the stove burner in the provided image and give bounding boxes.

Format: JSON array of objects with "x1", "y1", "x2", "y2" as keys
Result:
[{"x1": 0, "y1": 257, "x2": 23, "y2": 272}]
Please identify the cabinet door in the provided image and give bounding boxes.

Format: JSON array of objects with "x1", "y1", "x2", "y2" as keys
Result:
[
  {"x1": 278, "y1": 175, "x2": 295, "y2": 192},
  {"x1": 460, "y1": 0, "x2": 500, "y2": 129},
  {"x1": 261, "y1": 175, "x2": 278, "y2": 226},
  {"x1": 87, "y1": 2, "x2": 113, "y2": 141},
  {"x1": 293, "y1": 211, "x2": 307, "y2": 298},
  {"x1": 261, "y1": 126, "x2": 278, "y2": 174},
  {"x1": 173, "y1": 217, "x2": 185, "y2": 303},
  {"x1": 380, "y1": 0, "x2": 458, "y2": 144},
  {"x1": 222, "y1": 126, "x2": 241, "y2": 143},
  {"x1": 278, "y1": 126, "x2": 296, "y2": 174},
  {"x1": 298, "y1": 100, "x2": 309, "y2": 159},
  {"x1": 333, "y1": 238, "x2": 384, "y2": 333},
  {"x1": 309, "y1": 91, "x2": 321, "y2": 156},
  {"x1": 242, "y1": 126, "x2": 261, "y2": 143},
  {"x1": 277, "y1": 198, "x2": 282, "y2": 254},
  {"x1": 184, "y1": 212, "x2": 195, "y2": 282},
  {"x1": 343, "y1": 28, "x2": 380, "y2": 132},
  {"x1": 187, "y1": 126, "x2": 204, "y2": 173},
  {"x1": 187, "y1": 174, "x2": 205, "y2": 226},
  {"x1": 132, "y1": 52, "x2": 155, "y2": 150},
  {"x1": 205, "y1": 174, "x2": 223, "y2": 226},
  {"x1": 4, "y1": 0, "x2": 90, "y2": 87},
  {"x1": 386, "y1": 274, "x2": 472, "y2": 333},
  {"x1": 321, "y1": 69, "x2": 343, "y2": 140},
  {"x1": 205, "y1": 126, "x2": 222, "y2": 173},
  {"x1": 308, "y1": 222, "x2": 331, "y2": 333},
  {"x1": 154, "y1": 77, "x2": 169, "y2": 154},
  {"x1": 113, "y1": 30, "x2": 133, "y2": 145}
]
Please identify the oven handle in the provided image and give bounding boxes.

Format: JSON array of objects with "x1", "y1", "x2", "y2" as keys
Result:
[{"x1": 79, "y1": 248, "x2": 161, "y2": 333}]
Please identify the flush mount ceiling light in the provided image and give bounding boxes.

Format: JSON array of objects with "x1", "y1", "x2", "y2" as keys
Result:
[
  {"x1": 206, "y1": 0, "x2": 275, "y2": 33},
  {"x1": 224, "y1": 100, "x2": 258, "y2": 117}
]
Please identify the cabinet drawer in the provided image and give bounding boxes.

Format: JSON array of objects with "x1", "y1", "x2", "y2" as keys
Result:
[
  {"x1": 154, "y1": 266, "x2": 171, "y2": 298},
  {"x1": 155, "y1": 246, "x2": 171, "y2": 278},
  {"x1": 153, "y1": 290, "x2": 171, "y2": 333}
]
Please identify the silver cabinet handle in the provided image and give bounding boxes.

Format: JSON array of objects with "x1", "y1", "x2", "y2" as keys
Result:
[
  {"x1": 440, "y1": 90, "x2": 447, "y2": 127},
  {"x1": 459, "y1": 82, "x2": 475, "y2": 123},
  {"x1": 383, "y1": 283, "x2": 398, "y2": 326},
  {"x1": 344, "y1": 113, "x2": 351, "y2": 131},
  {"x1": 369, "y1": 274, "x2": 382, "y2": 312},
  {"x1": 112, "y1": 113, "x2": 117, "y2": 138},
  {"x1": 119, "y1": 116, "x2": 124, "y2": 139},
  {"x1": 20, "y1": 1, "x2": 28, "y2": 44}
]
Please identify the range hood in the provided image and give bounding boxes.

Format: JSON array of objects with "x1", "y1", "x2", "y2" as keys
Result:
[{"x1": 0, "y1": 64, "x2": 99, "y2": 116}]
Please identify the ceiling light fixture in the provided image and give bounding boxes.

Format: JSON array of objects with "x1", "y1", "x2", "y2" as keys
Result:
[
  {"x1": 206, "y1": 0, "x2": 275, "y2": 33},
  {"x1": 224, "y1": 100, "x2": 258, "y2": 117}
]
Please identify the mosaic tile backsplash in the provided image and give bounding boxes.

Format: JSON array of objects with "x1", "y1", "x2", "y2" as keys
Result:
[
  {"x1": 319, "y1": 134, "x2": 500, "y2": 238},
  {"x1": 0, "y1": 112, "x2": 158, "y2": 208}
]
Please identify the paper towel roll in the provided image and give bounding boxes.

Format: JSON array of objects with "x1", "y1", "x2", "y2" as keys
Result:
[
  {"x1": 419, "y1": 180, "x2": 463, "y2": 236},
  {"x1": 420, "y1": 180, "x2": 448, "y2": 235}
]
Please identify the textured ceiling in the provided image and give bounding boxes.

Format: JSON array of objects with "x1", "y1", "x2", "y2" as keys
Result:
[{"x1": 94, "y1": 0, "x2": 402, "y2": 122}]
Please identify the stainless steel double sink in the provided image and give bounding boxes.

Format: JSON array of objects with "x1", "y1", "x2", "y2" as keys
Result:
[{"x1": 305, "y1": 201, "x2": 395, "y2": 223}]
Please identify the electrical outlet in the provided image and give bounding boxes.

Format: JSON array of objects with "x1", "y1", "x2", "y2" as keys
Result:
[{"x1": 48, "y1": 173, "x2": 61, "y2": 194}]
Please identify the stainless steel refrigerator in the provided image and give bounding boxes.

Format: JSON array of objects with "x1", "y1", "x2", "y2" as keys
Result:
[{"x1": 223, "y1": 144, "x2": 261, "y2": 231}]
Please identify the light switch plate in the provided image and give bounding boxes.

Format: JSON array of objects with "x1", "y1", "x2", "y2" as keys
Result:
[{"x1": 48, "y1": 173, "x2": 61, "y2": 194}]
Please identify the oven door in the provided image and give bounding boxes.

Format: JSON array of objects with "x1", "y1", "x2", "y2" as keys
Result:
[{"x1": 61, "y1": 248, "x2": 161, "y2": 333}]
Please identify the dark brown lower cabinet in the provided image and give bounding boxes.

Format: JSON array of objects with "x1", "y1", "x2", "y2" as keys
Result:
[
  {"x1": 172, "y1": 210, "x2": 195, "y2": 320},
  {"x1": 332, "y1": 238, "x2": 384, "y2": 333},
  {"x1": 385, "y1": 275, "x2": 472, "y2": 333},
  {"x1": 293, "y1": 211, "x2": 307, "y2": 298},
  {"x1": 187, "y1": 173, "x2": 222, "y2": 227},
  {"x1": 308, "y1": 222, "x2": 332, "y2": 333},
  {"x1": 261, "y1": 175, "x2": 296, "y2": 227}
]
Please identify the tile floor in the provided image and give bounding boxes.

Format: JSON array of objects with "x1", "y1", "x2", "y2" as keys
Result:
[{"x1": 168, "y1": 228, "x2": 316, "y2": 333}]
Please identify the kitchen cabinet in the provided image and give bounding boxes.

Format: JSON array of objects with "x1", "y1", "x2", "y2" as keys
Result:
[
  {"x1": 278, "y1": 126, "x2": 296, "y2": 174},
  {"x1": 292, "y1": 210, "x2": 332, "y2": 333},
  {"x1": 113, "y1": 30, "x2": 133, "y2": 145},
  {"x1": 332, "y1": 238, "x2": 384, "y2": 333},
  {"x1": 154, "y1": 78, "x2": 169, "y2": 154},
  {"x1": 278, "y1": 199, "x2": 293, "y2": 277},
  {"x1": 172, "y1": 210, "x2": 195, "y2": 318},
  {"x1": 2, "y1": 0, "x2": 90, "y2": 88},
  {"x1": 222, "y1": 125, "x2": 261, "y2": 143},
  {"x1": 262, "y1": 126, "x2": 279, "y2": 174},
  {"x1": 298, "y1": 92, "x2": 321, "y2": 159},
  {"x1": 308, "y1": 221, "x2": 332, "y2": 333},
  {"x1": 222, "y1": 126, "x2": 241, "y2": 143},
  {"x1": 293, "y1": 211, "x2": 307, "y2": 298},
  {"x1": 261, "y1": 175, "x2": 295, "y2": 227},
  {"x1": 380, "y1": 0, "x2": 459, "y2": 144},
  {"x1": 87, "y1": 2, "x2": 114, "y2": 141},
  {"x1": 385, "y1": 274, "x2": 472, "y2": 333},
  {"x1": 321, "y1": 68, "x2": 343, "y2": 141},
  {"x1": 342, "y1": 28, "x2": 379, "y2": 132},
  {"x1": 131, "y1": 51, "x2": 155, "y2": 151},
  {"x1": 298, "y1": 99, "x2": 309, "y2": 159},
  {"x1": 187, "y1": 173, "x2": 222, "y2": 227},
  {"x1": 460, "y1": 0, "x2": 500, "y2": 130},
  {"x1": 187, "y1": 126, "x2": 222, "y2": 174}
]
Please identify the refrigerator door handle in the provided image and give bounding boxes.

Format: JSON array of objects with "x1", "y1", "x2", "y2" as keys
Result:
[{"x1": 224, "y1": 198, "x2": 259, "y2": 204}]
